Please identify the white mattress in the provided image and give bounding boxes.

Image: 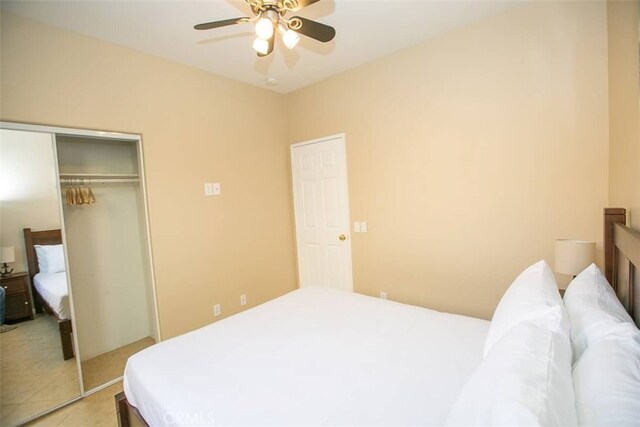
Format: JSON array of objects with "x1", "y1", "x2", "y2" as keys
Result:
[
  {"x1": 124, "y1": 287, "x2": 489, "y2": 426},
  {"x1": 33, "y1": 272, "x2": 70, "y2": 319}
]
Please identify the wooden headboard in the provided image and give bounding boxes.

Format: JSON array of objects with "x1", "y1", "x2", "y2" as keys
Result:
[
  {"x1": 603, "y1": 208, "x2": 640, "y2": 326},
  {"x1": 23, "y1": 228, "x2": 62, "y2": 283}
]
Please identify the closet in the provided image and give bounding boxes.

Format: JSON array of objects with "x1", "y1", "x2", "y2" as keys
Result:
[
  {"x1": 0, "y1": 121, "x2": 160, "y2": 426},
  {"x1": 56, "y1": 135, "x2": 158, "y2": 391}
]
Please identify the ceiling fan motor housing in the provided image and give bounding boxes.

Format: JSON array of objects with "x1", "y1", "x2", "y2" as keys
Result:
[{"x1": 263, "y1": 9, "x2": 279, "y2": 23}]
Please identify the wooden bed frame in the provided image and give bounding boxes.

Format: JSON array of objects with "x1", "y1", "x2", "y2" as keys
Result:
[
  {"x1": 114, "y1": 207, "x2": 640, "y2": 427},
  {"x1": 23, "y1": 228, "x2": 75, "y2": 361},
  {"x1": 603, "y1": 208, "x2": 639, "y2": 323}
]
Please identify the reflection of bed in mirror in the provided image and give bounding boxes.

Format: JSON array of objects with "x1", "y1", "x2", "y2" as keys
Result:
[{"x1": 23, "y1": 228, "x2": 74, "y2": 360}]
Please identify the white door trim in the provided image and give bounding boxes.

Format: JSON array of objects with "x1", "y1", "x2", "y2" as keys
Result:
[
  {"x1": 290, "y1": 133, "x2": 354, "y2": 291},
  {"x1": 291, "y1": 132, "x2": 347, "y2": 149}
]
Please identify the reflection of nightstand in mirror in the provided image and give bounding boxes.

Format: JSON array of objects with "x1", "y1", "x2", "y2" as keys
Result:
[{"x1": 1, "y1": 272, "x2": 34, "y2": 322}]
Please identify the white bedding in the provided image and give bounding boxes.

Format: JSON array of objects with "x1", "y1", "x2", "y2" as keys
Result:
[
  {"x1": 33, "y1": 272, "x2": 70, "y2": 319},
  {"x1": 124, "y1": 287, "x2": 489, "y2": 426}
]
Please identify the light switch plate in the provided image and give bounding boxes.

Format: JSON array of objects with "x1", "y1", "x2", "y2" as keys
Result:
[
  {"x1": 204, "y1": 183, "x2": 221, "y2": 196},
  {"x1": 354, "y1": 221, "x2": 361, "y2": 233},
  {"x1": 361, "y1": 222, "x2": 368, "y2": 233}
]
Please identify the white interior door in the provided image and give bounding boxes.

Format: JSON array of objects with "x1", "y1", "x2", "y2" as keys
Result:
[{"x1": 291, "y1": 134, "x2": 353, "y2": 291}]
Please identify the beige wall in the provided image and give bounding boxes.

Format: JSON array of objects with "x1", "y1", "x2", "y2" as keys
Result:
[
  {"x1": 607, "y1": 0, "x2": 640, "y2": 228},
  {"x1": 2, "y1": 0, "x2": 634, "y2": 327},
  {"x1": 287, "y1": 1, "x2": 610, "y2": 319},
  {"x1": 0, "y1": 12, "x2": 298, "y2": 339},
  {"x1": 0, "y1": 129, "x2": 61, "y2": 272}
]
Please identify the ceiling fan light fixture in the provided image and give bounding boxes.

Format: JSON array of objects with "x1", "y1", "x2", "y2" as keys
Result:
[
  {"x1": 255, "y1": 16, "x2": 275, "y2": 40},
  {"x1": 194, "y1": 0, "x2": 336, "y2": 56},
  {"x1": 252, "y1": 37, "x2": 270, "y2": 55}
]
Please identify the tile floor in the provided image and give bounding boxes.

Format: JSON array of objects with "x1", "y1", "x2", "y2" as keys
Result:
[
  {"x1": 2, "y1": 314, "x2": 155, "y2": 426},
  {"x1": 1, "y1": 314, "x2": 81, "y2": 426},
  {"x1": 25, "y1": 382, "x2": 123, "y2": 427}
]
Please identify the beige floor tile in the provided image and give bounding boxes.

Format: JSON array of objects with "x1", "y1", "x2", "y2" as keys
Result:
[
  {"x1": 2, "y1": 399, "x2": 75, "y2": 427},
  {"x1": 22, "y1": 403, "x2": 75, "y2": 427}
]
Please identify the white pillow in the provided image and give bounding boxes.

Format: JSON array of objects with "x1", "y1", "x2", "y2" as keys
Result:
[
  {"x1": 572, "y1": 333, "x2": 640, "y2": 426},
  {"x1": 563, "y1": 263, "x2": 635, "y2": 362},
  {"x1": 483, "y1": 260, "x2": 568, "y2": 357},
  {"x1": 446, "y1": 322, "x2": 577, "y2": 426},
  {"x1": 34, "y1": 244, "x2": 66, "y2": 274}
]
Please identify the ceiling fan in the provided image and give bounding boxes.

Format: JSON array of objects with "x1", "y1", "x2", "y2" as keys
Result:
[{"x1": 194, "y1": 0, "x2": 336, "y2": 57}]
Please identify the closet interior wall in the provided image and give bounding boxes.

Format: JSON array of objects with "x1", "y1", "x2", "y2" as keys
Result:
[{"x1": 56, "y1": 136, "x2": 157, "y2": 364}]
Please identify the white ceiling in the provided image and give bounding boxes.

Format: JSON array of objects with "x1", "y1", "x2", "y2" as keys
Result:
[{"x1": 1, "y1": 0, "x2": 521, "y2": 94}]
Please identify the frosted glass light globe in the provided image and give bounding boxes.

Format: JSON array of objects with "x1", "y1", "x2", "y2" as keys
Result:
[
  {"x1": 255, "y1": 17, "x2": 274, "y2": 40},
  {"x1": 282, "y1": 29, "x2": 300, "y2": 49},
  {"x1": 253, "y1": 37, "x2": 269, "y2": 54}
]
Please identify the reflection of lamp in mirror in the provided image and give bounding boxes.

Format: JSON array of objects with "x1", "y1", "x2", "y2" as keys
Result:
[
  {"x1": 554, "y1": 239, "x2": 595, "y2": 278},
  {"x1": 0, "y1": 247, "x2": 15, "y2": 277}
]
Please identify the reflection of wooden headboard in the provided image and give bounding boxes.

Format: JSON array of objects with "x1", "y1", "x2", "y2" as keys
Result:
[
  {"x1": 603, "y1": 208, "x2": 640, "y2": 326},
  {"x1": 23, "y1": 228, "x2": 62, "y2": 283}
]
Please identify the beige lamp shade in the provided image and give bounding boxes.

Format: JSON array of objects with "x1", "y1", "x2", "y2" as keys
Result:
[
  {"x1": 554, "y1": 240, "x2": 595, "y2": 276},
  {"x1": 0, "y1": 247, "x2": 15, "y2": 263}
]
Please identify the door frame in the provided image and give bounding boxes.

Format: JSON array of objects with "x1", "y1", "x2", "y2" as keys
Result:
[{"x1": 290, "y1": 133, "x2": 354, "y2": 291}]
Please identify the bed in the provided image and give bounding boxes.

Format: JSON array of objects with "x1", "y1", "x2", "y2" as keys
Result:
[
  {"x1": 124, "y1": 287, "x2": 487, "y2": 426},
  {"x1": 23, "y1": 228, "x2": 74, "y2": 360},
  {"x1": 116, "y1": 208, "x2": 640, "y2": 426}
]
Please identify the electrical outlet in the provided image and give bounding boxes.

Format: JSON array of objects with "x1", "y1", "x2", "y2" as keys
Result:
[
  {"x1": 213, "y1": 304, "x2": 221, "y2": 317},
  {"x1": 240, "y1": 294, "x2": 247, "y2": 306},
  {"x1": 380, "y1": 291, "x2": 387, "y2": 300}
]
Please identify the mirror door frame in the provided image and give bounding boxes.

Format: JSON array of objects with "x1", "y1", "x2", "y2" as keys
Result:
[{"x1": 0, "y1": 121, "x2": 162, "y2": 423}]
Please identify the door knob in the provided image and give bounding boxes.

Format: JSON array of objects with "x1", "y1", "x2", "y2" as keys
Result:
[{"x1": 339, "y1": 234, "x2": 346, "y2": 241}]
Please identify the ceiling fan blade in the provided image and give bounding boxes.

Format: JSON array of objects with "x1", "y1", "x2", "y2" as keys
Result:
[
  {"x1": 290, "y1": 16, "x2": 335, "y2": 43},
  {"x1": 285, "y1": 0, "x2": 321, "y2": 12},
  {"x1": 257, "y1": 35, "x2": 275, "y2": 57},
  {"x1": 194, "y1": 18, "x2": 247, "y2": 30}
]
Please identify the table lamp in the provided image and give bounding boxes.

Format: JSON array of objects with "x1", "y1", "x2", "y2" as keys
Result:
[
  {"x1": 554, "y1": 239, "x2": 595, "y2": 278},
  {"x1": 0, "y1": 247, "x2": 15, "y2": 277}
]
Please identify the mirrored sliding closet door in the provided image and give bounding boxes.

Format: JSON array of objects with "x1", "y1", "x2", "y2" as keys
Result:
[
  {"x1": 0, "y1": 122, "x2": 160, "y2": 426},
  {"x1": 0, "y1": 128, "x2": 81, "y2": 426}
]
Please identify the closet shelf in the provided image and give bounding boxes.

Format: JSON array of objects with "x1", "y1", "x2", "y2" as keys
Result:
[{"x1": 59, "y1": 173, "x2": 139, "y2": 179}]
